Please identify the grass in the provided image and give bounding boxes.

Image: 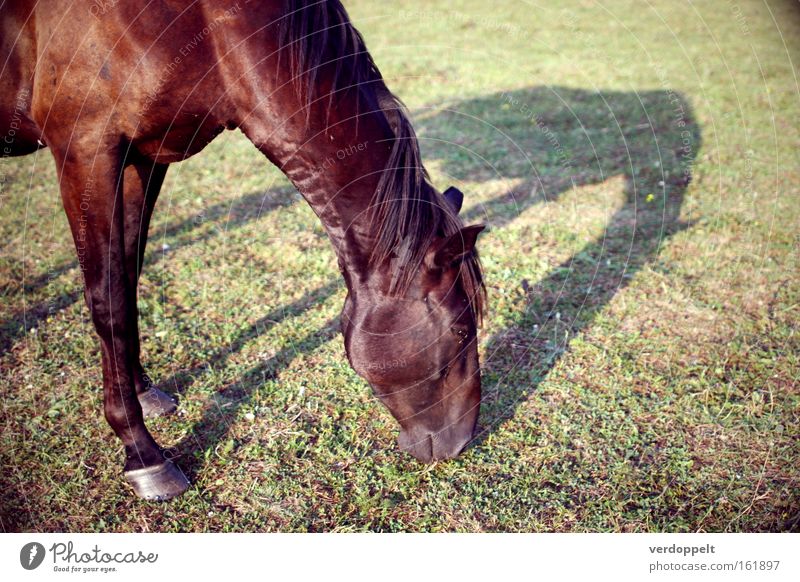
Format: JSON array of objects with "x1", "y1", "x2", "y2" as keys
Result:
[{"x1": 1, "y1": 0, "x2": 798, "y2": 532}]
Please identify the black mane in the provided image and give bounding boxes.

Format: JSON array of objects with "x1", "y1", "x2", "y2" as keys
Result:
[{"x1": 279, "y1": 0, "x2": 485, "y2": 322}]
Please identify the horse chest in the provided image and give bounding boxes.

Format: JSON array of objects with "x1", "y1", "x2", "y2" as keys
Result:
[{"x1": 134, "y1": 117, "x2": 226, "y2": 163}]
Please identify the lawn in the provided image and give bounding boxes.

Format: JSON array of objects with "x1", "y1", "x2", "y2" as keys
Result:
[{"x1": 1, "y1": 0, "x2": 798, "y2": 532}]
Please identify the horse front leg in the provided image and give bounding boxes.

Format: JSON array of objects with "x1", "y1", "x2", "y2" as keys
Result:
[
  {"x1": 120, "y1": 159, "x2": 177, "y2": 418},
  {"x1": 56, "y1": 146, "x2": 189, "y2": 500}
]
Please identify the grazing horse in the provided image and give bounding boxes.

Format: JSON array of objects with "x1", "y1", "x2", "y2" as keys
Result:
[{"x1": 0, "y1": 0, "x2": 485, "y2": 500}]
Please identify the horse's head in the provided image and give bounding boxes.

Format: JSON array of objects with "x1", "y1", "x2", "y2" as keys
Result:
[{"x1": 342, "y1": 187, "x2": 485, "y2": 463}]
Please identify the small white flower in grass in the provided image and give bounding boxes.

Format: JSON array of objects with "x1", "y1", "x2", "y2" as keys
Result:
[
  {"x1": 207, "y1": 511, "x2": 214, "y2": 517},
  {"x1": 298, "y1": 385, "x2": 306, "y2": 397},
  {"x1": 658, "y1": 180, "x2": 665, "y2": 187},
  {"x1": 161, "y1": 243, "x2": 170, "y2": 251},
  {"x1": 244, "y1": 412, "x2": 255, "y2": 422}
]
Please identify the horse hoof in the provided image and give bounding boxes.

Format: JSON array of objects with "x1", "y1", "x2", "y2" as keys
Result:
[
  {"x1": 138, "y1": 386, "x2": 178, "y2": 419},
  {"x1": 124, "y1": 460, "x2": 190, "y2": 501}
]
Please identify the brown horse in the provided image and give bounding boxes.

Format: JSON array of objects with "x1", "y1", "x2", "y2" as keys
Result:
[{"x1": 1, "y1": 0, "x2": 485, "y2": 500}]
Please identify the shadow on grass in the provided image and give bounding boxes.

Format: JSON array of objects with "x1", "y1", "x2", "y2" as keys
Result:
[
  {"x1": 160, "y1": 280, "x2": 341, "y2": 479},
  {"x1": 2, "y1": 85, "x2": 702, "y2": 516},
  {"x1": 163, "y1": 86, "x2": 700, "y2": 483},
  {"x1": 159, "y1": 280, "x2": 340, "y2": 397},
  {"x1": 0, "y1": 185, "x2": 300, "y2": 355},
  {"x1": 419, "y1": 86, "x2": 700, "y2": 440},
  {"x1": 169, "y1": 314, "x2": 340, "y2": 481}
]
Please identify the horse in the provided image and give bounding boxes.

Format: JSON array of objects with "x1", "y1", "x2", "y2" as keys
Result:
[{"x1": 0, "y1": 0, "x2": 486, "y2": 500}]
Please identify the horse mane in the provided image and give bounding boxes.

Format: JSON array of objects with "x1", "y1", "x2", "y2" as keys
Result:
[{"x1": 278, "y1": 0, "x2": 485, "y2": 323}]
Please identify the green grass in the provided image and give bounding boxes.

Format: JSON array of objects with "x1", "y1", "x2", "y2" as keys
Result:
[{"x1": 1, "y1": 0, "x2": 798, "y2": 532}]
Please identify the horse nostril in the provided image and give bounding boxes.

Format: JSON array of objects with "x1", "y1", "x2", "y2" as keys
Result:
[{"x1": 398, "y1": 428, "x2": 435, "y2": 463}]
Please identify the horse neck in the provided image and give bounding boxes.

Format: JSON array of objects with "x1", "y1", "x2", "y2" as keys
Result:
[
  {"x1": 241, "y1": 85, "x2": 402, "y2": 289},
  {"x1": 216, "y1": 0, "x2": 429, "y2": 292}
]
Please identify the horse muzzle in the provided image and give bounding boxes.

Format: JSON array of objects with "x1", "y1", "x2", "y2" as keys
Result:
[{"x1": 397, "y1": 419, "x2": 476, "y2": 463}]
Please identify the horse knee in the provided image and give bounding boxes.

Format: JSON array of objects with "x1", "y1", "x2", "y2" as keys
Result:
[
  {"x1": 103, "y1": 392, "x2": 143, "y2": 429},
  {"x1": 83, "y1": 286, "x2": 130, "y2": 338}
]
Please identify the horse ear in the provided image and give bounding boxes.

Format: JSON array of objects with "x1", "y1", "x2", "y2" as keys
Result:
[
  {"x1": 443, "y1": 186, "x2": 464, "y2": 215},
  {"x1": 432, "y1": 225, "x2": 485, "y2": 268}
]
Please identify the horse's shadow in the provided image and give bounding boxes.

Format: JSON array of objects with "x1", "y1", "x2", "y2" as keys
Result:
[
  {"x1": 0, "y1": 74, "x2": 710, "y2": 532},
  {"x1": 4, "y1": 85, "x2": 701, "y2": 488},
  {"x1": 169, "y1": 86, "x2": 700, "y2": 474},
  {"x1": 0, "y1": 184, "x2": 298, "y2": 356},
  {"x1": 164, "y1": 281, "x2": 341, "y2": 480},
  {"x1": 419, "y1": 86, "x2": 700, "y2": 437}
]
